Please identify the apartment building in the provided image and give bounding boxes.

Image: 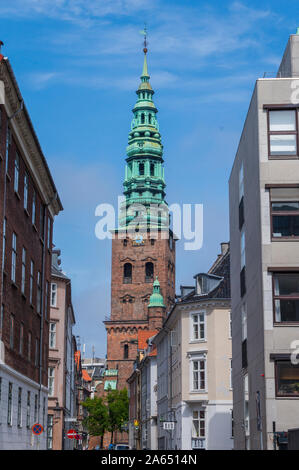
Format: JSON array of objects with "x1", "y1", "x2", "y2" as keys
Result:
[
  {"x1": 229, "y1": 32, "x2": 299, "y2": 450},
  {"x1": 47, "y1": 250, "x2": 76, "y2": 450},
  {"x1": 0, "y1": 52, "x2": 62, "y2": 449},
  {"x1": 153, "y1": 243, "x2": 232, "y2": 450}
]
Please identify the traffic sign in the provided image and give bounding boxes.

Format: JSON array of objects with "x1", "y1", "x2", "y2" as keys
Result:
[
  {"x1": 67, "y1": 429, "x2": 78, "y2": 439},
  {"x1": 32, "y1": 423, "x2": 43, "y2": 435}
]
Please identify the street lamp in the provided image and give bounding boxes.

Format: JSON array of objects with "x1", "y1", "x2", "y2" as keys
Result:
[{"x1": 53, "y1": 400, "x2": 61, "y2": 420}]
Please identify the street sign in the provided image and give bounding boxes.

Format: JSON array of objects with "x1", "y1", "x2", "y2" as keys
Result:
[
  {"x1": 32, "y1": 423, "x2": 43, "y2": 435},
  {"x1": 134, "y1": 419, "x2": 139, "y2": 427},
  {"x1": 67, "y1": 429, "x2": 78, "y2": 439},
  {"x1": 65, "y1": 418, "x2": 77, "y2": 422},
  {"x1": 163, "y1": 422, "x2": 175, "y2": 430}
]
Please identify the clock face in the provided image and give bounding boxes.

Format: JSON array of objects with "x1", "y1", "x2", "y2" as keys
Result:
[{"x1": 135, "y1": 234, "x2": 143, "y2": 244}]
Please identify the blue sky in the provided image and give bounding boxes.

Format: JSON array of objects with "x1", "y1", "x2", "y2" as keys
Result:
[{"x1": 1, "y1": 0, "x2": 298, "y2": 357}]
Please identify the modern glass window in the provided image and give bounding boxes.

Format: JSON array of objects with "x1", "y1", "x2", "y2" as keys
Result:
[
  {"x1": 7, "y1": 382, "x2": 12, "y2": 426},
  {"x1": 192, "y1": 410, "x2": 205, "y2": 438},
  {"x1": 191, "y1": 313, "x2": 205, "y2": 341},
  {"x1": 123, "y1": 263, "x2": 132, "y2": 284},
  {"x1": 11, "y1": 232, "x2": 17, "y2": 283},
  {"x1": 49, "y1": 323, "x2": 56, "y2": 349},
  {"x1": 24, "y1": 173, "x2": 29, "y2": 210},
  {"x1": 32, "y1": 191, "x2": 36, "y2": 225},
  {"x1": 14, "y1": 153, "x2": 20, "y2": 193},
  {"x1": 273, "y1": 272, "x2": 299, "y2": 322},
  {"x1": 28, "y1": 332, "x2": 32, "y2": 361},
  {"x1": 268, "y1": 110, "x2": 297, "y2": 156},
  {"x1": 26, "y1": 391, "x2": 31, "y2": 428},
  {"x1": 30, "y1": 261, "x2": 34, "y2": 304},
  {"x1": 19, "y1": 323, "x2": 24, "y2": 355},
  {"x1": 17, "y1": 387, "x2": 22, "y2": 427},
  {"x1": 37, "y1": 272, "x2": 41, "y2": 314},
  {"x1": 21, "y1": 248, "x2": 26, "y2": 294},
  {"x1": 48, "y1": 367, "x2": 55, "y2": 396},
  {"x1": 276, "y1": 361, "x2": 299, "y2": 397},
  {"x1": 272, "y1": 201, "x2": 299, "y2": 238},
  {"x1": 10, "y1": 314, "x2": 14, "y2": 349},
  {"x1": 192, "y1": 359, "x2": 206, "y2": 391},
  {"x1": 145, "y1": 262, "x2": 154, "y2": 282},
  {"x1": 50, "y1": 283, "x2": 57, "y2": 307}
]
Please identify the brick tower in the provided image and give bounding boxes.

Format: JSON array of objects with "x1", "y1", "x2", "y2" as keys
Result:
[{"x1": 104, "y1": 37, "x2": 176, "y2": 393}]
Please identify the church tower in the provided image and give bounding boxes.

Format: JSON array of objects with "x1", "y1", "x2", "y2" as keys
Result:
[{"x1": 104, "y1": 39, "x2": 176, "y2": 391}]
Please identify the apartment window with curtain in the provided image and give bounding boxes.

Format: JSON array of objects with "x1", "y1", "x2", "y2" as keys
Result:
[
  {"x1": 24, "y1": 173, "x2": 29, "y2": 210},
  {"x1": 243, "y1": 374, "x2": 250, "y2": 440},
  {"x1": 7, "y1": 382, "x2": 12, "y2": 426},
  {"x1": 48, "y1": 367, "x2": 55, "y2": 396},
  {"x1": 50, "y1": 283, "x2": 57, "y2": 307},
  {"x1": 49, "y1": 323, "x2": 56, "y2": 349},
  {"x1": 192, "y1": 410, "x2": 205, "y2": 438},
  {"x1": 14, "y1": 153, "x2": 20, "y2": 193},
  {"x1": 21, "y1": 247, "x2": 26, "y2": 295},
  {"x1": 26, "y1": 391, "x2": 31, "y2": 428},
  {"x1": 191, "y1": 312, "x2": 205, "y2": 341},
  {"x1": 11, "y1": 232, "x2": 17, "y2": 283},
  {"x1": 192, "y1": 357, "x2": 206, "y2": 391},
  {"x1": 268, "y1": 109, "x2": 297, "y2": 157},
  {"x1": 17, "y1": 387, "x2": 22, "y2": 427},
  {"x1": 272, "y1": 272, "x2": 299, "y2": 323}
]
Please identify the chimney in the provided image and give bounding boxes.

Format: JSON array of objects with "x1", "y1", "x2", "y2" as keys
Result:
[{"x1": 220, "y1": 242, "x2": 229, "y2": 255}]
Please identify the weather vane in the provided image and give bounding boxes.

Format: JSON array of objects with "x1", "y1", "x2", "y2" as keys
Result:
[{"x1": 140, "y1": 24, "x2": 148, "y2": 54}]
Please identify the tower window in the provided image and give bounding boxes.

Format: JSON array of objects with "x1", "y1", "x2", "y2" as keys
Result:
[
  {"x1": 124, "y1": 344, "x2": 129, "y2": 359},
  {"x1": 141, "y1": 113, "x2": 145, "y2": 124},
  {"x1": 139, "y1": 163, "x2": 144, "y2": 176},
  {"x1": 123, "y1": 263, "x2": 132, "y2": 284},
  {"x1": 150, "y1": 163, "x2": 155, "y2": 176},
  {"x1": 145, "y1": 262, "x2": 154, "y2": 282},
  {"x1": 149, "y1": 114, "x2": 152, "y2": 124}
]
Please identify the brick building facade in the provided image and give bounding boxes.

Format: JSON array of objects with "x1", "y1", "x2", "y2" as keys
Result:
[{"x1": 0, "y1": 52, "x2": 62, "y2": 449}]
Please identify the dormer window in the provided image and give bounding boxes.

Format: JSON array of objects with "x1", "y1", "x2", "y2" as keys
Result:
[{"x1": 195, "y1": 273, "x2": 222, "y2": 295}]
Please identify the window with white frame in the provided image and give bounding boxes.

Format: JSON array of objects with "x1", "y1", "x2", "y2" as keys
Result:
[
  {"x1": 17, "y1": 387, "x2": 22, "y2": 427},
  {"x1": 192, "y1": 409, "x2": 205, "y2": 438},
  {"x1": 14, "y1": 153, "x2": 19, "y2": 193},
  {"x1": 50, "y1": 283, "x2": 57, "y2": 307},
  {"x1": 49, "y1": 323, "x2": 56, "y2": 349},
  {"x1": 24, "y1": 173, "x2": 28, "y2": 210},
  {"x1": 11, "y1": 232, "x2": 17, "y2": 283},
  {"x1": 7, "y1": 382, "x2": 13, "y2": 425},
  {"x1": 21, "y1": 248, "x2": 26, "y2": 294},
  {"x1": 191, "y1": 357, "x2": 206, "y2": 391},
  {"x1": 48, "y1": 367, "x2": 55, "y2": 396},
  {"x1": 268, "y1": 110, "x2": 297, "y2": 156},
  {"x1": 26, "y1": 391, "x2": 31, "y2": 428},
  {"x1": 191, "y1": 312, "x2": 205, "y2": 341}
]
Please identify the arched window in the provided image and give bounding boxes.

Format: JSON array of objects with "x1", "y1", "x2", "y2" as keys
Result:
[
  {"x1": 148, "y1": 114, "x2": 152, "y2": 124},
  {"x1": 139, "y1": 163, "x2": 144, "y2": 176},
  {"x1": 145, "y1": 262, "x2": 154, "y2": 282},
  {"x1": 150, "y1": 163, "x2": 155, "y2": 176},
  {"x1": 124, "y1": 344, "x2": 129, "y2": 359},
  {"x1": 141, "y1": 113, "x2": 145, "y2": 124},
  {"x1": 123, "y1": 263, "x2": 132, "y2": 284}
]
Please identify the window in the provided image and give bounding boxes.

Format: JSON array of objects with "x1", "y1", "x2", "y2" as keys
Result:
[
  {"x1": 49, "y1": 323, "x2": 56, "y2": 349},
  {"x1": 50, "y1": 283, "x2": 57, "y2": 307},
  {"x1": 11, "y1": 232, "x2": 17, "y2": 283},
  {"x1": 123, "y1": 263, "x2": 132, "y2": 284},
  {"x1": 145, "y1": 262, "x2": 154, "y2": 282},
  {"x1": 192, "y1": 358, "x2": 206, "y2": 391},
  {"x1": 19, "y1": 323, "x2": 24, "y2": 355},
  {"x1": 191, "y1": 312, "x2": 205, "y2": 341},
  {"x1": 271, "y1": 201, "x2": 299, "y2": 238},
  {"x1": 273, "y1": 272, "x2": 299, "y2": 322},
  {"x1": 24, "y1": 173, "x2": 28, "y2": 210},
  {"x1": 268, "y1": 110, "x2": 297, "y2": 157},
  {"x1": 276, "y1": 361, "x2": 299, "y2": 397},
  {"x1": 243, "y1": 374, "x2": 249, "y2": 436},
  {"x1": 30, "y1": 260, "x2": 34, "y2": 304},
  {"x1": 7, "y1": 382, "x2": 12, "y2": 425},
  {"x1": 240, "y1": 229, "x2": 245, "y2": 269},
  {"x1": 17, "y1": 387, "x2": 22, "y2": 427},
  {"x1": 47, "y1": 415, "x2": 53, "y2": 449},
  {"x1": 124, "y1": 344, "x2": 129, "y2": 359},
  {"x1": 28, "y1": 332, "x2": 32, "y2": 361},
  {"x1": 48, "y1": 367, "x2": 55, "y2": 396},
  {"x1": 150, "y1": 163, "x2": 155, "y2": 176},
  {"x1": 141, "y1": 113, "x2": 145, "y2": 124},
  {"x1": 10, "y1": 314, "x2": 14, "y2": 349},
  {"x1": 192, "y1": 410, "x2": 205, "y2": 438},
  {"x1": 26, "y1": 391, "x2": 31, "y2": 428},
  {"x1": 21, "y1": 248, "x2": 26, "y2": 294},
  {"x1": 37, "y1": 271, "x2": 41, "y2": 314},
  {"x1": 14, "y1": 153, "x2": 20, "y2": 193},
  {"x1": 139, "y1": 163, "x2": 144, "y2": 176},
  {"x1": 32, "y1": 191, "x2": 36, "y2": 225}
]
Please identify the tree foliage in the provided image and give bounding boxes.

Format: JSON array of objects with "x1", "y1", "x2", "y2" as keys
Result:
[
  {"x1": 81, "y1": 396, "x2": 109, "y2": 438},
  {"x1": 107, "y1": 388, "x2": 129, "y2": 442}
]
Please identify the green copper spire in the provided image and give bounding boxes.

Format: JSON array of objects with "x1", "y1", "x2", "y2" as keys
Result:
[
  {"x1": 148, "y1": 276, "x2": 165, "y2": 308},
  {"x1": 119, "y1": 39, "x2": 168, "y2": 229}
]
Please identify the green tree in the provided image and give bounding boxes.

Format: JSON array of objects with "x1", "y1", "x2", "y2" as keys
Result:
[
  {"x1": 82, "y1": 396, "x2": 109, "y2": 448},
  {"x1": 107, "y1": 388, "x2": 129, "y2": 443}
]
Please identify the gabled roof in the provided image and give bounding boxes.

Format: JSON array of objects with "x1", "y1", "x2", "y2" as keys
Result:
[{"x1": 138, "y1": 330, "x2": 157, "y2": 350}]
